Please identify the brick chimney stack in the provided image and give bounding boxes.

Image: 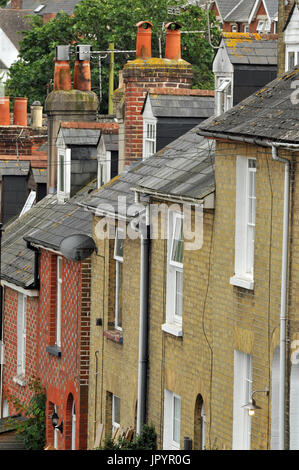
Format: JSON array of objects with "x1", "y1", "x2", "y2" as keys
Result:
[
  {"x1": 11, "y1": 0, "x2": 22, "y2": 9},
  {"x1": 45, "y1": 45, "x2": 98, "y2": 194},
  {"x1": 119, "y1": 21, "x2": 193, "y2": 171},
  {"x1": 277, "y1": 0, "x2": 295, "y2": 75}
]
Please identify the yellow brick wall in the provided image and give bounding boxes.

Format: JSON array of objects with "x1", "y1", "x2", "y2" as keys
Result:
[
  {"x1": 209, "y1": 142, "x2": 296, "y2": 450},
  {"x1": 87, "y1": 205, "x2": 214, "y2": 450}
]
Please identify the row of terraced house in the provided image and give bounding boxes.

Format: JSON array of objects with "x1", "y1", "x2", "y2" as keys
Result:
[{"x1": 1, "y1": 0, "x2": 299, "y2": 451}]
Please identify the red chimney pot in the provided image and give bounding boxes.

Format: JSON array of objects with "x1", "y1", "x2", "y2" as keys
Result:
[
  {"x1": 165, "y1": 22, "x2": 182, "y2": 60},
  {"x1": 0, "y1": 97, "x2": 11, "y2": 126},
  {"x1": 13, "y1": 97, "x2": 28, "y2": 126},
  {"x1": 136, "y1": 21, "x2": 153, "y2": 59}
]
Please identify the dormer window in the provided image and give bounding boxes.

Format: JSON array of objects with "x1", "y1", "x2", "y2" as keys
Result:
[
  {"x1": 284, "y1": 4, "x2": 299, "y2": 72},
  {"x1": 143, "y1": 119, "x2": 157, "y2": 160},
  {"x1": 216, "y1": 77, "x2": 232, "y2": 116},
  {"x1": 57, "y1": 148, "x2": 71, "y2": 202}
]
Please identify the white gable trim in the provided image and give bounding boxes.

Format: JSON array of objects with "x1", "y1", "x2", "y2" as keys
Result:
[
  {"x1": 1, "y1": 280, "x2": 39, "y2": 297},
  {"x1": 0, "y1": 27, "x2": 19, "y2": 69},
  {"x1": 249, "y1": 0, "x2": 270, "y2": 24},
  {"x1": 285, "y1": 4, "x2": 299, "y2": 45}
]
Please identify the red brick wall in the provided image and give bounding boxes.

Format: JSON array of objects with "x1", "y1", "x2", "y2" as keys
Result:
[
  {"x1": 2, "y1": 249, "x2": 91, "y2": 450},
  {"x1": 38, "y1": 250, "x2": 90, "y2": 450},
  {"x1": 0, "y1": 126, "x2": 47, "y2": 157},
  {"x1": 122, "y1": 60, "x2": 193, "y2": 167},
  {"x1": 2, "y1": 288, "x2": 38, "y2": 414}
]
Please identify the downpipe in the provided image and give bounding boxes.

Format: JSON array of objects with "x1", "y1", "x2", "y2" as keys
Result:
[
  {"x1": 136, "y1": 200, "x2": 150, "y2": 435},
  {"x1": 272, "y1": 144, "x2": 290, "y2": 450}
]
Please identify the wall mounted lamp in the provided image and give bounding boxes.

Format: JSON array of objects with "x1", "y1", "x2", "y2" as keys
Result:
[
  {"x1": 51, "y1": 411, "x2": 64, "y2": 434},
  {"x1": 242, "y1": 388, "x2": 269, "y2": 416}
]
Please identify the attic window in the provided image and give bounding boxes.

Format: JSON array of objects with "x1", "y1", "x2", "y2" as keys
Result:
[
  {"x1": 143, "y1": 119, "x2": 156, "y2": 160},
  {"x1": 57, "y1": 148, "x2": 71, "y2": 202},
  {"x1": 216, "y1": 78, "x2": 232, "y2": 116}
]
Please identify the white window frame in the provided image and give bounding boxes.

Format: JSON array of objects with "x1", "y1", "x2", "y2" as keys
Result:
[
  {"x1": 53, "y1": 404, "x2": 59, "y2": 450},
  {"x1": 71, "y1": 401, "x2": 76, "y2": 450},
  {"x1": 201, "y1": 401, "x2": 206, "y2": 450},
  {"x1": 286, "y1": 45, "x2": 299, "y2": 72},
  {"x1": 112, "y1": 394, "x2": 120, "y2": 434},
  {"x1": 97, "y1": 150, "x2": 111, "y2": 188},
  {"x1": 114, "y1": 228, "x2": 124, "y2": 330},
  {"x1": 232, "y1": 350, "x2": 253, "y2": 450},
  {"x1": 17, "y1": 293, "x2": 26, "y2": 377},
  {"x1": 57, "y1": 147, "x2": 71, "y2": 202},
  {"x1": 56, "y1": 257, "x2": 62, "y2": 348},
  {"x1": 230, "y1": 157, "x2": 256, "y2": 290},
  {"x1": 244, "y1": 24, "x2": 250, "y2": 33},
  {"x1": 231, "y1": 24, "x2": 237, "y2": 32},
  {"x1": 163, "y1": 389, "x2": 181, "y2": 450},
  {"x1": 162, "y1": 212, "x2": 184, "y2": 337},
  {"x1": 143, "y1": 118, "x2": 157, "y2": 160},
  {"x1": 216, "y1": 77, "x2": 232, "y2": 116}
]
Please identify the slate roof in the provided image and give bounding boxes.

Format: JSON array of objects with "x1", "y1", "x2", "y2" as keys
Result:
[
  {"x1": 0, "y1": 416, "x2": 26, "y2": 450},
  {"x1": 222, "y1": 33, "x2": 277, "y2": 65},
  {"x1": 225, "y1": 0, "x2": 256, "y2": 22},
  {"x1": 1, "y1": 181, "x2": 95, "y2": 288},
  {"x1": 81, "y1": 123, "x2": 215, "y2": 218},
  {"x1": 0, "y1": 8, "x2": 31, "y2": 51},
  {"x1": 6, "y1": 0, "x2": 80, "y2": 14},
  {"x1": 0, "y1": 160, "x2": 30, "y2": 180},
  {"x1": 39, "y1": 0, "x2": 81, "y2": 15},
  {"x1": 198, "y1": 68, "x2": 299, "y2": 144},
  {"x1": 215, "y1": 0, "x2": 278, "y2": 22},
  {"x1": 215, "y1": 0, "x2": 240, "y2": 20},
  {"x1": 146, "y1": 94, "x2": 215, "y2": 119},
  {"x1": 32, "y1": 167, "x2": 47, "y2": 184},
  {"x1": 59, "y1": 127, "x2": 101, "y2": 146},
  {"x1": 265, "y1": 0, "x2": 279, "y2": 18},
  {"x1": 103, "y1": 133, "x2": 118, "y2": 152},
  {"x1": 24, "y1": 180, "x2": 95, "y2": 252}
]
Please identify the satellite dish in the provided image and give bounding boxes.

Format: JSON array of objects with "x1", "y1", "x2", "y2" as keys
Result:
[{"x1": 60, "y1": 234, "x2": 96, "y2": 262}]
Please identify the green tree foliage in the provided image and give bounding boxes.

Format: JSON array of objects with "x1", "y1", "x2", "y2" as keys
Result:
[
  {"x1": 10, "y1": 378, "x2": 46, "y2": 450},
  {"x1": 6, "y1": 0, "x2": 220, "y2": 112},
  {"x1": 0, "y1": 1, "x2": 8, "y2": 7},
  {"x1": 99, "y1": 423, "x2": 157, "y2": 450}
]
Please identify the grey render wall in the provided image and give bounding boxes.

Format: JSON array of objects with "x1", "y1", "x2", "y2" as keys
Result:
[{"x1": 70, "y1": 146, "x2": 98, "y2": 197}]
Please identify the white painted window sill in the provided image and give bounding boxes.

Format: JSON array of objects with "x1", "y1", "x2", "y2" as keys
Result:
[
  {"x1": 13, "y1": 375, "x2": 25, "y2": 387},
  {"x1": 162, "y1": 322, "x2": 183, "y2": 337},
  {"x1": 230, "y1": 274, "x2": 254, "y2": 291}
]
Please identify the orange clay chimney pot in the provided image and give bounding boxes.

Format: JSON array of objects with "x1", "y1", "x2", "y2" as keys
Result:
[
  {"x1": 165, "y1": 22, "x2": 182, "y2": 60},
  {"x1": 54, "y1": 61, "x2": 72, "y2": 91},
  {"x1": 13, "y1": 97, "x2": 28, "y2": 126},
  {"x1": 0, "y1": 97, "x2": 11, "y2": 125},
  {"x1": 74, "y1": 61, "x2": 91, "y2": 91},
  {"x1": 136, "y1": 21, "x2": 153, "y2": 59}
]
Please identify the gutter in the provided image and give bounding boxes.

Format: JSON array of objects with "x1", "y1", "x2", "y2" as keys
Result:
[{"x1": 25, "y1": 241, "x2": 40, "y2": 290}]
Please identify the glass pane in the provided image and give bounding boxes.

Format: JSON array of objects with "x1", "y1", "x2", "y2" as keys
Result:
[
  {"x1": 175, "y1": 271, "x2": 183, "y2": 317},
  {"x1": 289, "y1": 52, "x2": 295, "y2": 70},
  {"x1": 59, "y1": 154, "x2": 65, "y2": 192},
  {"x1": 113, "y1": 396, "x2": 120, "y2": 425},
  {"x1": 171, "y1": 217, "x2": 184, "y2": 264},
  {"x1": 115, "y1": 230, "x2": 124, "y2": 259},
  {"x1": 116, "y1": 261, "x2": 123, "y2": 329},
  {"x1": 173, "y1": 396, "x2": 181, "y2": 443}
]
